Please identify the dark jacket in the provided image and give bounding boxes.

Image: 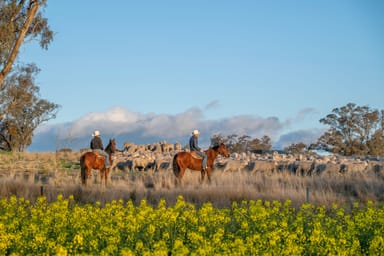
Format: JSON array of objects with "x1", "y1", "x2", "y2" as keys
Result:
[
  {"x1": 90, "y1": 136, "x2": 104, "y2": 150},
  {"x1": 189, "y1": 135, "x2": 201, "y2": 152}
]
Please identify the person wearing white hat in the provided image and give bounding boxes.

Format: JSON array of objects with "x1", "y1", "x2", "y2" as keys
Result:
[
  {"x1": 189, "y1": 129, "x2": 207, "y2": 171},
  {"x1": 90, "y1": 130, "x2": 110, "y2": 168}
]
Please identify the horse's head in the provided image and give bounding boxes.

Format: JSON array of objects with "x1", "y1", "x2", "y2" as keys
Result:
[
  {"x1": 217, "y1": 143, "x2": 230, "y2": 158},
  {"x1": 108, "y1": 138, "x2": 117, "y2": 153}
]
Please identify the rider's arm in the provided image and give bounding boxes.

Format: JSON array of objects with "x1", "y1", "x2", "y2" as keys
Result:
[
  {"x1": 90, "y1": 139, "x2": 96, "y2": 149},
  {"x1": 98, "y1": 138, "x2": 104, "y2": 150},
  {"x1": 190, "y1": 137, "x2": 201, "y2": 151}
]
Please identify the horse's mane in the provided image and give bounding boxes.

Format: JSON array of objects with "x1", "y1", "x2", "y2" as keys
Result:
[
  {"x1": 211, "y1": 143, "x2": 224, "y2": 151},
  {"x1": 105, "y1": 141, "x2": 112, "y2": 151},
  {"x1": 105, "y1": 139, "x2": 115, "y2": 152}
]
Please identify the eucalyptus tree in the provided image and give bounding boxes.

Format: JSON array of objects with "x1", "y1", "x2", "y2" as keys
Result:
[
  {"x1": 0, "y1": 0, "x2": 55, "y2": 151},
  {"x1": 0, "y1": 0, "x2": 53, "y2": 87},
  {"x1": 318, "y1": 103, "x2": 384, "y2": 156},
  {"x1": 210, "y1": 134, "x2": 272, "y2": 153},
  {"x1": 0, "y1": 64, "x2": 59, "y2": 151},
  {"x1": 284, "y1": 142, "x2": 307, "y2": 155},
  {"x1": 247, "y1": 135, "x2": 272, "y2": 153}
]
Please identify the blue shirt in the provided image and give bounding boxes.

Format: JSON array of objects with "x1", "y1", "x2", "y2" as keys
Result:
[{"x1": 189, "y1": 135, "x2": 201, "y2": 152}]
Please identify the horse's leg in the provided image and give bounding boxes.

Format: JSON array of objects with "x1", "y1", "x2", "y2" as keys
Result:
[
  {"x1": 176, "y1": 157, "x2": 186, "y2": 180},
  {"x1": 80, "y1": 156, "x2": 89, "y2": 186},
  {"x1": 88, "y1": 167, "x2": 93, "y2": 186},
  {"x1": 105, "y1": 167, "x2": 110, "y2": 186},
  {"x1": 206, "y1": 167, "x2": 212, "y2": 184},
  {"x1": 100, "y1": 168, "x2": 105, "y2": 186},
  {"x1": 176, "y1": 162, "x2": 188, "y2": 186},
  {"x1": 85, "y1": 167, "x2": 92, "y2": 186},
  {"x1": 81, "y1": 166, "x2": 86, "y2": 185},
  {"x1": 200, "y1": 169, "x2": 205, "y2": 183},
  {"x1": 175, "y1": 166, "x2": 185, "y2": 185}
]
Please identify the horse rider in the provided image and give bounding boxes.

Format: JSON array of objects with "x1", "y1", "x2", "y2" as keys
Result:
[
  {"x1": 189, "y1": 129, "x2": 207, "y2": 171},
  {"x1": 90, "y1": 130, "x2": 110, "y2": 168}
]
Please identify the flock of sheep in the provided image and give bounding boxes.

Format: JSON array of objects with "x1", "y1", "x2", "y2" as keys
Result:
[{"x1": 112, "y1": 141, "x2": 384, "y2": 178}]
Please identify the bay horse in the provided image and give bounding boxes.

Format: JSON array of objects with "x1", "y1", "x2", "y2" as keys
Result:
[
  {"x1": 172, "y1": 143, "x2": 230, "y2": 183},
  {"x1": 80, "y1": 138, "x2": 116, "y2": 186}
]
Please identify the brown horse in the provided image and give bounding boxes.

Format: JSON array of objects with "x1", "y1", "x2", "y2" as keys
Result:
[
  {"x1": 80, "y1": 138, "x2": 116, "y2": 186},
  {"x1": 172, "y1": 143, "x2": 230, "y2": 183}
]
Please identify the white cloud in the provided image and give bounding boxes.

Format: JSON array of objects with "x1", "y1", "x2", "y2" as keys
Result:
[
  {"x1": 295, "y1": 108, "x2": 319, "y2": 121},
  {"x1": 30, "y1": 106, "x2": 323, "y2": 151},
  {"x1": 274, "y1": 128, "x2": 325, "y2": 149}
]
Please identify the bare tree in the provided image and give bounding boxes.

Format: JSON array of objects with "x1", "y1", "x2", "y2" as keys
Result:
[
  {"x1": 0, "y1": 64, "x2": 59, "y2": 151},
  {"x1": 0, "y1": 0, "x2": 53, "y2": 87}
]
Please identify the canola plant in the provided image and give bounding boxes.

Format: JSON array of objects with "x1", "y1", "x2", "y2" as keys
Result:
[{"x1": 0, "y1": 195, "x2": 383, "y2": 255}]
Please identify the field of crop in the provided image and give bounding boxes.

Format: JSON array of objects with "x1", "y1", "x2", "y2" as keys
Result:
[
  {"x1": 0, "y1": 195, "x2": 383, "y2": 255},
  {"x1": 0, "y1": 151, "x2": 384, "y2": 254}
]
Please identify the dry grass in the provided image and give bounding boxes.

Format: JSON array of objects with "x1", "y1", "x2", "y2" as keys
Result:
[{"x1": 0, "y1": 151, "x2": 383, "y2": 210}]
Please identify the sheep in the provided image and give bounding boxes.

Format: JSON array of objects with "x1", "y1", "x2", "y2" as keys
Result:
[
  {"x1": 339, "y1": 160, "x2": 368, "y2": 174},
  {"x1": 247, "y1": 160, "x2": 277, "y2": 174},
  {"x1": 174, "y1": 142, "x2": 182, "y2": 151},
  {"x1": 221, "y1": 159, "x2": 248, "y2": 173},
  {"x1": 154, "y1": 154, "x2": 172, "y2": 172},
  {"x1": 131, "y1": 156, "x2": 155, "y2": 172},
  {"x1": 295, "y1": 160, "x2": 315, "y2": 176},
  {"x1": 123, "y1": 142, "x2": 137, "y2": 153}
]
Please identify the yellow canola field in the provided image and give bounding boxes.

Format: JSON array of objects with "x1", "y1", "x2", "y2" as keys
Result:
[{"x1": 0, "y1": 195, "x2": 383, "y2": 255}]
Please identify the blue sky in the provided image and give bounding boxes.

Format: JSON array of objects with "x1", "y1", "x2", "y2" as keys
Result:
[{"x1": 19, "y1": 1, "x2": 384, "y2": 151}]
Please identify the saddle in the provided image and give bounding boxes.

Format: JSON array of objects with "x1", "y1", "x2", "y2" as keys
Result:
[
  {"x1": 191, "y1": 151, "x2": 203, "y2": 159},
  {"x1": 93, "y1": 151, "x2": 105, "y2": 159}
]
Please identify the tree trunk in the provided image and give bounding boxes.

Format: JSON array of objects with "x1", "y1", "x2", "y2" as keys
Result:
[{"x1": 0, "y1": 1, "x2": 40, "y2": 88}]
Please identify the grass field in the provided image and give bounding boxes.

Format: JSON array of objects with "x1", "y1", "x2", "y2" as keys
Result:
[{"x1": 1, "y1": 151, "x2": 383, "y2": 210}]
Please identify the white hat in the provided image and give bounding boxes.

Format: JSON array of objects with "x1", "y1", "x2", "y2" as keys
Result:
[
  {"x1": 192, "y1": 129, "x2": 199, "y2": 135},
  {"x1": 92, "y1": 130, "x2": 101, "y2": 137}
]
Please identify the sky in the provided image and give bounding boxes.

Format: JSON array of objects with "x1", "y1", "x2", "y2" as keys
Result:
[{"x1": 18, "y1": 1, "x2": 384, "y2": 151}]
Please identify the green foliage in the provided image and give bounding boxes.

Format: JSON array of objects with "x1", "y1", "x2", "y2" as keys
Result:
[
  {"x1": 0, "y1": 0, "x2": 56, "y2": 152},
  {"x1": 56, "y1": 158, "x2": 80, "y2": 171},
  {"x1": 0, "y1": 64, "x2": 60, "y2": 151},
  {"x1": 284, "y1": 142, "x2": 307, "y2": 154},
  {"x1": 319, "y1": 103, "x2": 384, "y2": 156},
  {"x1": 0, "y1": 0, "x2": 53, "y2": 85},
  {"x1": 211, "y1": 134, "x2": 272, "y2": 153},
  {"x1": 0, "y1": 195, "x2": 383, "y2": 255},
  {"x1": 248, "y1": 135, "x2": 273, "y2": 152}
]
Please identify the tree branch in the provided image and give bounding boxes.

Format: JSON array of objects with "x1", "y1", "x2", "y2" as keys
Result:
[{"x1": 0, "y1": 0, "x2": 40, "y2": 88}]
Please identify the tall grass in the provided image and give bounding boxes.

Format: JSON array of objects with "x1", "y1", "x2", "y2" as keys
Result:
[{"x1": 0, "y1": 151, "x2": 383, "y2": 210}]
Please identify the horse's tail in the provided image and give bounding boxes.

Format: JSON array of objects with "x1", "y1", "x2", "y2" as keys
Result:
[
  {"x1": 79, "y1": 154, "x2": 86, "y2": 184},
  {"x1": 172, "y1": 153, "x2": 180, "y2": 177}
]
